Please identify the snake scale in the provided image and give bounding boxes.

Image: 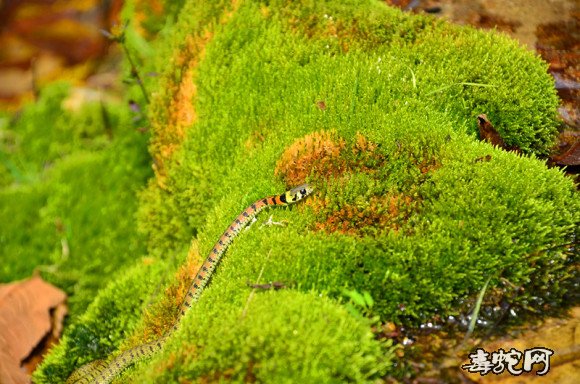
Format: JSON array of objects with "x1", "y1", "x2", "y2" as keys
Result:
[{"x1": 66, "y1": 184, "x2": 314, "y2": 384}]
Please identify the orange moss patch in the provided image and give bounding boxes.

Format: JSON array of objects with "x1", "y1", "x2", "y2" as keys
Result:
[
  {"x1": 151, "y1": 349, "x2": 196, "y2": 382},
  {"x1": 418, "y1": 156, "x2": 440, "y2": 174},
  {"x1": 276, "y1": 131, "x2": 419, "y2": 236},
  {"x1": 275, "y1": 130, "x2": 347, "y2": 186},
  {"x1": 259, "y1": 4, "x2": 271, "y2": 18},
  {"x1": 313, "y1": 194, "x2": 415, "y2": 236},
  {"x1": 275, "y1": 131, "x2": 386, "y2": 186},
  {"x1": 126, "y1": 241, "x2": 203, "y2": 346},
  {"x1": 151, "y1": 31, "x2": 211, "y2": 184},
  {"x1": 151, "y1": 0, "x2": 244, "y2": 184},
  {"x1": 178, "y1": 240, "x2": 205, "y2": 305},
  {"x1": 284, "y1": 12, "x2": 366, "y2": 53},
  {"x1": 222, "y1": 0, "x2": 242, "y2": 24},
  {"x1": 198, "y1": 363, "x2": 256, "y2": 384},
  {"x1": 350, "y1": 132, "x2": 387, "y2": 173},
  {"x1": 398, "y1": 146, "x2": 441, "y2": 176},
  {"x1": 171, "y1": 60, "x2": 198, "y2": 136}
]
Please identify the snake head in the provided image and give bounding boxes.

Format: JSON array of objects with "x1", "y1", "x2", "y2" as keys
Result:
[{"x1": 285, "y1": 183, "x2": 314, "y2": 203}]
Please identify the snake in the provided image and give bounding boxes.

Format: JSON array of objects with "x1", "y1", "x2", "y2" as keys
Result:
[{"x1": 66, "y1": 183, "x2": 314, "y2": 384}]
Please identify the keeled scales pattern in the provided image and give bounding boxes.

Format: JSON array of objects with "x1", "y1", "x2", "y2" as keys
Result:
[{"x1": 66, "y1": 184, "x2": 314, "y2": 384}]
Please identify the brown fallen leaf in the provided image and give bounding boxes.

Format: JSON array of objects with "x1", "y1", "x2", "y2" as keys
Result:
[
  {"x1": 477, "y1": 114, "x2": 521, "y2": 153},
  {"x1": 552, "y1": 141, "x2": 580, "y2": 166},
  {"x1": 0, "y1": 275, "x2": 67, "y2": 384},
  {"x1": 0, "y1": 0, "x2": 123, "y2": 108},
  {"x1": 536, "y1": 19, "x2": 580, "y2": 131},
  {"x1": 550, "y1": 131, "x2": 580, "y2": 166},
  {"x1": 477, "y1": 114, "x2": 506, "y2": 147}
]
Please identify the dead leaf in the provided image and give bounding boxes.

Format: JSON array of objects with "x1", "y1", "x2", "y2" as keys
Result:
[
  {"x1": 536, "y1": 19, "x2": 580, "y2": 130},
  {"x1": 0, "y1": 275, "x2": 67, "y2": 384},
  {"x1": 477, "y1": 114, "x2": 521, "y2": 153},
  {"x1": 0, "y1": 0, "x2": 123, "y2": 108},
  {"x1": 477, "y1": 114, "x2": 506, "y2": 147},
  {"x1": 550, "y1": 131, "x2": 580, "y2": 166},
  {"x1": 552, "y1": 141, "x2": 580, "y2": 166}
]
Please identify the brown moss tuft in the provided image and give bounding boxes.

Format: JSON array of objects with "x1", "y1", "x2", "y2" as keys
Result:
[
  {"x1": 151, "y1": 31, "x2": 211, "y2": 184},
  {"x1": 283, "y1": 11, "x2": 383, "y2": 53},
  {"x1": 150, "y1": 0, "x2": 243, "y2": 180},
  {"x1": 418, "y1": 156, "x2": 440, "y2": 174},
  {"x1": 222, "y1": 0, "x2": 242, "y2": 24},
  {"x1": 133, "y1": 0, "x2": 165, "y2": 38},
  {"x1": 275, "y1": 130, "x2": 347, "y2": 186},
  {"x1": 275, "y1": 131, "x2": 387, "y2": 186},
  {"x1": 126, "y1": 241, "x2": 203, "y2": 346},
  {"x1": 173, "y1": 240, "x2": 204, "y2": 311},
  {"x1": 350, "y1": 132, "x2": 387, "y2": 173},
  {"x1": 150, "y1": 350, "x2": 194, "y2": 383},
  {"x1": 198, "y1": 362, "x2": 257, "y2": 384},
  {"x1": 259, "y1": 4, "x2": 271, "y2": 19},
  {"x1": 276, "y1": 131, "x2": 419, "y2": 236},
  {"x1": 313, "y1": 194, "x2": 415, "y2": 236}
]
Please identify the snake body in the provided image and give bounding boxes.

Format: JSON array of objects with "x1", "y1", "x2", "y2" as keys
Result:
[{"x1": 66, "y1": 184, "x2": 314, "y2": 384}]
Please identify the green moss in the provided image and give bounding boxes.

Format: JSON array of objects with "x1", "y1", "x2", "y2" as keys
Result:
[
  {"x1": 133, "y1": 291, "x2": 393, "y2": 383},
  {"x1": 0, "y1": 83, "x2": 113, "y2": 182},
  {"x1": 0, "y1": 82, "x2": 151, "y2": 314},
  {"x1": 32, "y1": 0, "x2": 579, "y2": 382},
  {"x1": 137, "y1": 0, "x2": 560, "y2": 257},
  {"x1": 0, "y1": 185, "x2": 53, "y2": 276},
  {"x1": 33, "y1": 259, "x2": 171, "y2": 384}
]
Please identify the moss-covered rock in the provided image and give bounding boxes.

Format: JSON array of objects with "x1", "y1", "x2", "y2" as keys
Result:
[
  {"x1": 133, "y1": 291, "x2": 393, "y2": 383},
  {"x1": 31, "y1": 0, "x2": 578, "y2": 382}
]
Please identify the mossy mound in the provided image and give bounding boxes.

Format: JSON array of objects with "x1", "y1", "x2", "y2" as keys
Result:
[
  {"x1": 139, "y1": 0, "x2": 562, "y2": 256},
  {"x1": 0, "y1": 82, "x2": 151, "y2": 314},
  {"x1": 132, "y1": 290, "x2": 393, "y2": 383},
  {"x1": 32, "y1": 259, "x2": 171, "y2": 383},
  {"x1": 33, "y1": 0, "x2": 578, "y2": 383}
]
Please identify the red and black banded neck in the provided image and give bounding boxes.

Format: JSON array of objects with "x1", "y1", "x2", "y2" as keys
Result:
[{"x1": 261, "y1": 194, "x2": 287, "y2": 206}]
